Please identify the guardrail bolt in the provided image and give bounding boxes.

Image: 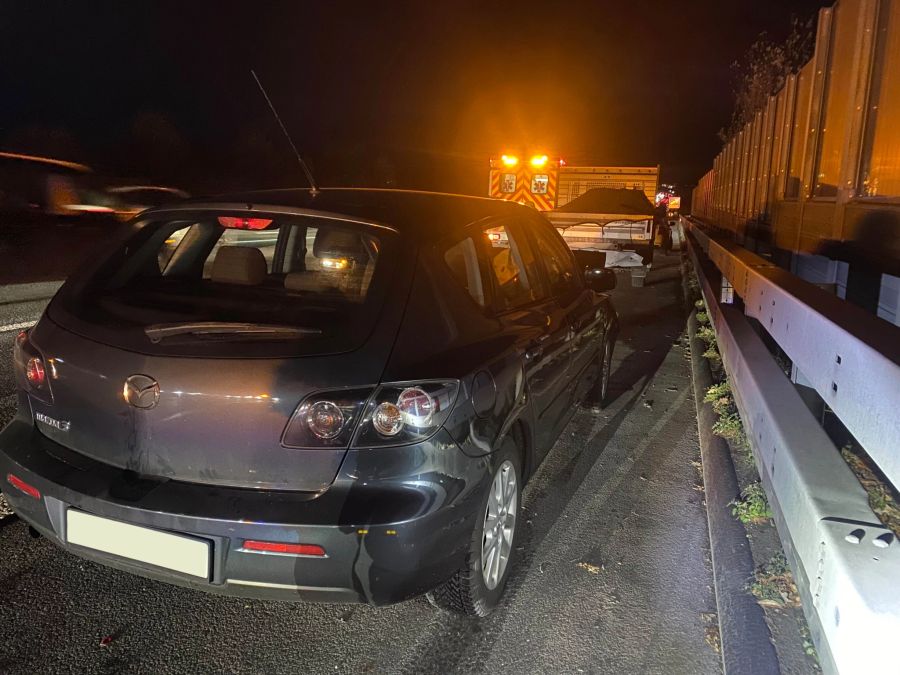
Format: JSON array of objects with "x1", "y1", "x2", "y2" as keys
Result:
[
  {"x1": 873, "y1": 533, "x2": 894, "y2": 549},
  {"x1": 845, "y1": 529, "x2": 864, "y2": 544}
]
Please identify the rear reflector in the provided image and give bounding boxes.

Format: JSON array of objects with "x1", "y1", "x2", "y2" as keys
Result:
[
  {"x1": 241, "y1": 540, "x2": 326, "y2": 557},
  {"x1": 7, "y1": 473, "x2": 41, "y2": 500}
]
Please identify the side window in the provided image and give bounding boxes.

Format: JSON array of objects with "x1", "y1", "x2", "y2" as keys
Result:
[
  {"x1": 444, "y1": 237, "x2": 486, "y2": 307},
  {"x1": 483, "y1": 222, "x2": 545, "y2": 311},
  {"x1": 158, "y1": 225, "x2": 194, "y2": 272},
  {"x1": 528, "y1": 219, "x2": 582, "y2": 300}
]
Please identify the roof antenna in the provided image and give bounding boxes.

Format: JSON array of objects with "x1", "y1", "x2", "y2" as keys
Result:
[{"x1": 250, "y1": 69, "x2": 319, "y2": 196}]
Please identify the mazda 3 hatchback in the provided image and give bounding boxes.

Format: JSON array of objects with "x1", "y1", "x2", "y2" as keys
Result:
[{"x1": 1, "y1": 188, "x2": 618, "y2": 615}]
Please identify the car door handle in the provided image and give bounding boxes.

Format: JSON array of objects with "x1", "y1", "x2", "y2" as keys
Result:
[
  {"x1": 524, "y1": 344, "x2": 543, "y2": 361},
  {"x1": 524, "y1": 336, "x2": 548, "y2": 361}
]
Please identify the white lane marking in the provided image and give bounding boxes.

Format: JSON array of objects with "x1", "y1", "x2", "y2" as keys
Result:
[{"x1": 0, "y1": 321, "x2": 35, "y2": 333}]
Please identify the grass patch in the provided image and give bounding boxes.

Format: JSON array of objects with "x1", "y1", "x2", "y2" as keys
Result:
[
  {"x1": 840, "y1": 445, "x2": 900, "y2": 539},
  {"x1": 695, "y1": 299, "x2": 705, "y2": 310},
  {"x1": 750, "y1": 553, "x2": 800, "y2": 607},
  {"x1": 731, "y1": 482, "x2": 772, "y2": 523},
  {"x1": 696, "y1": 311, "x2": 710, "y2": 324}
]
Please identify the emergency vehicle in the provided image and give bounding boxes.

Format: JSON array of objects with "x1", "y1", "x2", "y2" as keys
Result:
[
  {"x1": 488, "y1": 153, "x2": 559, "y2": 211},
  {"x1": 489, "y1": 156, "x2": 659, "y2": 213}
]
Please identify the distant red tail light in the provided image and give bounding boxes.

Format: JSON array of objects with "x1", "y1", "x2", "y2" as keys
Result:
[
  {"x1": 7, "y1": 473, "x2": 41, "y2": 500},
  {"x1": 241, "y1": 540, "x2": 326, "y2": 557},
  {"x1": 217, "y1": 217, "x2": 272, "y2": 230}
]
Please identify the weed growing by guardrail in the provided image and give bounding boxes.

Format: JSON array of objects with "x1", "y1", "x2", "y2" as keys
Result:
[
  {"x1": 799, "y1": 625, "x2": 818, "y2": 659},
  {"x1": 686, "y1": 272, "x2": 701, "y2": 301},
  {"x1": 695, "y1": 299, "x2": 705, "y2": 310},
  {"x1": 702, "y1": 345, "x2": 722, "y2": 365},
  {"x1": 731, "y1": 482, "x2": 773, "y2": 523},
  {"x1": 750, "y1": 553, "x2": 800, "y2": 607},
  {"x1": 713, "y1": 411, "x2": 747, "y2": 446},
  {"x1": 841, "y1": 445, "x2": 900, "y2": 539},
  {"x1": 703, "y1": 381, "x2": 732, "y2": 416},
  {"x1": 704, "y1": 380, "x2": 749, "y2": 450},
  {"x1": 696, "y1": 311, "x2": 709, "y2": 324},
  {"x1": 696, "y1": 325, "x2": 717, "y2": 346}
]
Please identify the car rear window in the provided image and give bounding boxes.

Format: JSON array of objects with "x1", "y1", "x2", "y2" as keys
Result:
[{"x1": 50, "y1": 212, "x2": 401, "y2": 357}]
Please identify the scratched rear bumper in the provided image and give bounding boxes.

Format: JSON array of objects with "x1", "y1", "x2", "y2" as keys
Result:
[{"x1": 0, "y1": 417, "x2": 488, "y2": 604}]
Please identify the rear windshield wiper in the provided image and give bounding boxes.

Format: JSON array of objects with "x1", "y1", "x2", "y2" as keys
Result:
[{"x1": 144, "y1": 322, "x2": 322, "y2": 343}]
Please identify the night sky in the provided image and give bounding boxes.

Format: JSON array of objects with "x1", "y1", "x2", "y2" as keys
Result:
[{"x1": 1, "y1": 0, "x2": 830, "y2": 197}]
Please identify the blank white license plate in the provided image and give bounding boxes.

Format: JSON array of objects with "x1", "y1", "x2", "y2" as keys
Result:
[{"x1": 66, "y1": 509, "x2": 210, "y2": 579}]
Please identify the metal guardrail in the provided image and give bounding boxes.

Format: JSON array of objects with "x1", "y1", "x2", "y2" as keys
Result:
[
  {"x1": 684, "y1": 217, "x2": 900, "y2": 491},
  {"x1": 685, "y1": 222, "x2": 900, "y2": 675}
]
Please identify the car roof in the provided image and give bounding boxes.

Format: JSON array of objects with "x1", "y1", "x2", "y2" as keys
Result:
[{"x1": 155, "y1": 187, "x2": 531, "y2": 240}]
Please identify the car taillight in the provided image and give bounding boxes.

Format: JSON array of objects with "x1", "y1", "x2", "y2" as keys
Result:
[
  {"x1": 281, "y1": 381, "x2": 460, "y2": 449},
  {"x1": 26, "y1": 357, "x2": 45, "y2": 387},
  {"x1": 241, "y1": 540, "x2": 326, "y2": 557},
  {"x1": 305, "y1": 401, "x2": 345, "y2": 440},
  {"x1": 14, "y1": 329, "x2": 51, "y2": 398},
  {"x1": 7, "y1": 473, "x2": 41, "y2": 500},
  {"x1": 281, "y1": 388, "x2": 373, "y2": 449},
  {"x1": 353, "y1": 381, "x2": 459, "y2": 448}
]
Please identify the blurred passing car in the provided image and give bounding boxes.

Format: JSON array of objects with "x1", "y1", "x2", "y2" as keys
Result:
[
  {"x1": 0, "y1": 189, "x2": 618, "y2": 615},
  {"x1": 107, "y1": 185, "x2": 189, "y2": 221},
  {"x1": 0, "y1": 151, "x2": 117, "y2": 220}
]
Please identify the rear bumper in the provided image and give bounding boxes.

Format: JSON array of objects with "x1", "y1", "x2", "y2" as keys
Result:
[{"x1": 0, "y1": 418, "x2": 489, "y2": 605}]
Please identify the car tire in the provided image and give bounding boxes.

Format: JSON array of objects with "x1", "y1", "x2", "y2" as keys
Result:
[
  {"x1": 587, "y1": 338, "x2": 614, "y2": 408},
  {"x1": 599, "y1": 338, "x2": 613, "y2": 406},
  {"x1": 427, "y1": 436, "x2": 522, "y2": 616}
]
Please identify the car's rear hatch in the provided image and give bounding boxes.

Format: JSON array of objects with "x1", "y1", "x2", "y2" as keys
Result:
[{"x1": 34, "y1": 207, "x2": 411, "y2": 491}]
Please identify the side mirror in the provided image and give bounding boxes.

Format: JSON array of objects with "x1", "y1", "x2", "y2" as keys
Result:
[
  {"x1": 571, "y1": 249, "x2": 616, "y2": 292},
  {"x1": 585, "y1": 267, "x2": 616, "y2": 292}
]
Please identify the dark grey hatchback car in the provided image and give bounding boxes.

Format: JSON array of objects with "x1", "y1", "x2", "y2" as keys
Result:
[{"x1": 1, "y1": 188, "x2": 618, "y2": 615}]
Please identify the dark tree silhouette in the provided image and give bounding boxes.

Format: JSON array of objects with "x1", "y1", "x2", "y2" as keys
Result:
[{"x1": 719, "y1": 15, "x2": 816, "y2": 143}]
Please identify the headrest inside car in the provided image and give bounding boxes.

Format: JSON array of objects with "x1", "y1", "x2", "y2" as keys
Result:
[
  {"x1": 285, "y1": 271, "x2": 326, "y2": 293},
  {"x1": 210, "y1": 246, "x2": 267, "y2": 285},
  {"x1": 313, "y1": 229, "x2": 365, "y2": 261}
]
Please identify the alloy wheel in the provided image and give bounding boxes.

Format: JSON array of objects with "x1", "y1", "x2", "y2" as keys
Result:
[{"x1": 481, "y1": 459, "x2": 517, "y2": 590}]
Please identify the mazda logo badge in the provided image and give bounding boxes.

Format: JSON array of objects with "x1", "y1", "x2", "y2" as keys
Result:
[{"x1": 123, "y1": 374, "x2": 160, "y2": 409}]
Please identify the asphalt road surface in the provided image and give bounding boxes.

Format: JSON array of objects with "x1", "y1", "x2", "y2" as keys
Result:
[{"x1": 0, "y1": 254, "x2": 722, "y2": 674}]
